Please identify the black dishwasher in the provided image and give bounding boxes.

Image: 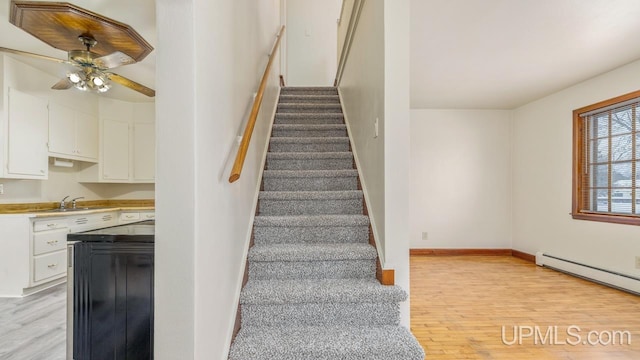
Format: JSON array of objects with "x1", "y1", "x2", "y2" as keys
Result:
[{"x1": 67, "y1": 220, "x2": 154, "y2": 360}]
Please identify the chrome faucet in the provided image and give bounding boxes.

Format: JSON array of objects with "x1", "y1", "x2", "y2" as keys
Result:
[
  {"x1": 71, "y1": 197, "x2": 85, "y2": 209},
  {"x1": 59, "y1": 195, "x2": 70, "y2": 210}
]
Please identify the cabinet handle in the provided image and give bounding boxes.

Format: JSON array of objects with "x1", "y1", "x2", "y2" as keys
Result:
[
  {"x1": 47, "y1": 263, "x2": 58, "y2": 269},
  {"x1": 47, "y1": 223, "x2": 56, "y2": 228},
  {"x1": 40, "y1": 170, "x2": 45, "y2": 174},
  {"x1": 47, "y1": 240, "x2": 59, "y2": 245}
]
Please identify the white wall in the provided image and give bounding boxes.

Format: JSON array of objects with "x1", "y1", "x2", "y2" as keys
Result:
[
  {"x1": 339, "y1": 0, "x2": 413, "y2": 326},
  {"x1": 155, "y1": 0, "x2": 281, "y2": 358},
  {"x1": 410, "y1": 109, "x2": 512, "y2": 249},
  {"x1": 339, "y1": 0, "x2": 385, "y2": 258},
  {"x1": 286, "y1": 0, "x2": 341, "y2": 86},
  {"x1": 382, "y1": 0, "x2": 412, "y2": 326},
  {"x1": 512, "y1": 59, "x2": 640, "y2": 278}
]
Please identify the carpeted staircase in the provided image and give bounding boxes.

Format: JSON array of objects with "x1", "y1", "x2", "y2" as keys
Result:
[{"x1": 229, "y1": 87, "x2": 425, "y2": 360}]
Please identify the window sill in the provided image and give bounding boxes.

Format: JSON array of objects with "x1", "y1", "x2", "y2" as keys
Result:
[{"x1": 572, "y1": 212, "x2": 640, "y2": 226}]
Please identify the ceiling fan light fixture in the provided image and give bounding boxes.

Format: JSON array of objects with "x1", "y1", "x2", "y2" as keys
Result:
[
  {"x1": 68, "y1": 72, "x2": 82, "y2": 83},
  {"x1": 74, "y1": 82, "x2": 88, "y2": 91},
  {"x1": 92, "y1": 76, "x2": 104, "y2": 86},
  {"x1": 97, "y1": 84, "x2": 111, "y2": 93}
]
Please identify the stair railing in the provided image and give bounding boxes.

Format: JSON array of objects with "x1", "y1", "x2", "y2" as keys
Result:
[
  {"x1": 228, "y1": 25, "x2": 285, "y2": 183},
  {"x1": 334, "y1": 0, "x2": 365, "y2": 86}
]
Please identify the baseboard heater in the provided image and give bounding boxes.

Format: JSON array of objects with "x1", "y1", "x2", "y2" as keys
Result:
[{"x1": 536, "y1": 252, "x2": 640, "y2": 295}]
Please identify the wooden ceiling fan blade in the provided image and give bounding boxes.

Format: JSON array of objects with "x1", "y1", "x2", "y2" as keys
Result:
[
  {"x1": 0, "y1": 46, "x2": 69, "y2": 64},
  {"x1": 108, "y1": 73, "x2": 155, "y2": 97},
  {"x1": 51, "y1": 78, "x2": 74, "y2": 90},
  {"x1": 94, "y1": 51, "x2": 136, "y2": 69}
]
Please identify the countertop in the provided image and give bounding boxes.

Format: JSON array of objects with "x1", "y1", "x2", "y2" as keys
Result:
[
  {"x1": 0, "y1": 199, "x2": 154, "y2": 216},
  {"x1": 68, "y1": 220, "x2": 155, "y2": 243},
  {"x1": 30, "y1": 206, "x2": 154, "y2": 218}
]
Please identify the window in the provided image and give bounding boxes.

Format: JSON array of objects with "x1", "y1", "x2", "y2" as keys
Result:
[{"x1": 573, "y1": 90, "x2": 640, "y2": 225}]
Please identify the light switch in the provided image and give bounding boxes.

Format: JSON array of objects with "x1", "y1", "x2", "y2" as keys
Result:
[
  {"x1": 0, "y1": 184, "x2": 4, "y2": 195},
  {"x1": 374, "y1": 118, "x2": 379, "y2": 138}
]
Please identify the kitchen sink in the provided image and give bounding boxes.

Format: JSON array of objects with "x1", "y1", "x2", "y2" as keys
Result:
[{"x1": 33, "y1": 207, "x2": 111, "y2": 213}]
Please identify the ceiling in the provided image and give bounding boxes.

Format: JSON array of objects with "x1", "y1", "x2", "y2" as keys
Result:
[
  {"x1": 0, "y1": 0, "x2": 156, "y2": 102},
  {"x1": 411, "y1": 0, "x2": 640, "y2": 109}
]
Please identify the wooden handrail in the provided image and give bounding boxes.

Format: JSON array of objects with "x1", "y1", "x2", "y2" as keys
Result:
[{"x1": 229, "y1": 25, "x2": 285, "y2": 183}]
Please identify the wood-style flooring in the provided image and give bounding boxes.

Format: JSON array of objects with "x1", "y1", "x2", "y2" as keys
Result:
[
  {"x1": 0, "y1": 283, "x2": 66, "y2": 360},
  {"x1": 411, "y1": 255, "x2": 640, "y2": 359}
]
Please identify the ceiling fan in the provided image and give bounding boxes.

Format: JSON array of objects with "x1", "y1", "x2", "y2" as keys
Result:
[{"x1": 0, "y1": 1, "x2": 155, "y2": 97}]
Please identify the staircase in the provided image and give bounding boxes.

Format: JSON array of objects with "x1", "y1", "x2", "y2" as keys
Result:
[{"x1": 229, "y1": 87, "x2": 425, "y2": 360}]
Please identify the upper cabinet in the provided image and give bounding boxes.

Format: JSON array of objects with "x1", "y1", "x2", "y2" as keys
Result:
[
  {"x1": 48, "y1": 103, "x2": 99, "y2": 162},
  {"x1": 1, "y1": 88, "x2": 49, "y2": 179},
  {"x1": 132, "y1": 103, "x2": 156, "y2": 182},
  {"x1": 77, "y1": 99, "x2": 155, "y2": 183}
]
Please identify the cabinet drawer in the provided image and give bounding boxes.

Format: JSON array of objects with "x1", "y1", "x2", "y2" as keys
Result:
[
  {"x1": 140, "y1": 212, "x2": 155, "y2": 220},
  {"x1": 120, "y1": 212, "x2": 140, "y2": 222},
  {"x1": 33, "y1": 218, "x2": 68, "y2": 232},
  {"x1": 33, "y1": 250, "x2": 67, "y2": 282},
  {"x1": 33, "y1": 228, "x2": 68, "y2": 255}
]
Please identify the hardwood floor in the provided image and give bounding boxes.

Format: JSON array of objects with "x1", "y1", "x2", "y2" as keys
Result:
[
  {"x1": 0, "y1": 283, "x2": 66, "y2": 360},
  {"x1": 410, "y1": 255, "x2": 640, "y2": 359}
]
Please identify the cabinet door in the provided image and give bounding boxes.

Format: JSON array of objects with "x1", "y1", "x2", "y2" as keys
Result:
[
  {"x1": 48, "y1": 103, "x2": 76, "y2": 157},
  {"x1": 133, "y1": 122, "x2": 155, "y2": 182},
  {"x1": 7, "y1": 88, "x2": 48, "y2": 178},
  {"x1": 102, "y1": 118, "x2": 130, "y2": 181},
  {"x1": 75, "y1": 112, "x2": 99, "y2": 161}
]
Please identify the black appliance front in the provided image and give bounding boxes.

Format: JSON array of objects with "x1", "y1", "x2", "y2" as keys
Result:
[{"x1": 72, "y1": 242, "x2": 154, "y2": 359}]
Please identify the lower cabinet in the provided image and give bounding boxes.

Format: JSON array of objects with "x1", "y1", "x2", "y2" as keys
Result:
[
  {"x1": 31, "y1": 219, "x2": 69, "y2": 286},
  {"x1": 71, "y1": 242, "x2": 154, "y2": 360}
]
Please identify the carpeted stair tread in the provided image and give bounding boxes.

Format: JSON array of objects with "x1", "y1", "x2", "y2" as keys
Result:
[
  {"x1": 270, "y1": 137, "x2": 349, "y2": 144},
  {"x1": 263, "y1": 169, "x2": 358, "y2": 178},
  {"x1": 269, "y1": 137, "x2": 350, "y2": 152},
  {"x1": 252, "y1": 215, "x2": 370, "y2": 244},
  {"x1": 280, "y1": 86, "x2": 338, "y2": 96},
  {"x1": 259, "y1": 190, "x2": 362, "y2": 200},
  {"x1": 253, "y1": 214, "x2": 369, "y2": 227},
  {"x1": 281, "y1": 86, "x2": 337, "y2": 91},
  {"x1": 229, "y1": 325, "x2": 425, "y2": 360},
  {"x1": 262, "y1": 170, "x2": 358, "y2": 191},
  {"x1": 277, "y1": 103, "x2": 343, "y2": 113},
  {"x1": 240, "y1": 278, "x2": 407, "y2": 304},
  {"x1": 249, "y1": 243, "x2": 377, "y2": 262},
  {"x1": 271, "y1": 124, "x2": 347, "y2": 137},
  {"x1": 272, "y1": 124, "x2": 347, "y2": 131},
  {"x1": 266, "y1": 152, "x2": 354, "y2": 170},
  {"x1": 267, "y1": 151, "x2": 352, "y2": 160},
  {"x1": 279, "y1": 95, "x2": 340, "y2": 103},
  {"x1": 275, "y1": 113, "x2": 344, "y2": 124}
]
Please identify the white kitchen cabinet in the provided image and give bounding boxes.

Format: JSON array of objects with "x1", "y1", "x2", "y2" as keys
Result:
[
  {"x1": 119, "y1": 210, "x2": 155, "y2": 224},
  {"x1": 133, "y1": 122, "x2": 155, "y2": 181},
  {"x1": 102, "y1": 117, "x2": 131, "y2": 181},
  {"x1": 48, "y1": 102, "x2": 98, "y2": 162},
  {"x1": 2, "y1": 88, "x2": 49, "y2": 179},
  {"x1": 77, "y1": 100, "x2": 155, "y2": 183},
  {"x1": 31, "y1": 221, "x2": 68, "y2": 284},
  {"x1": 0, "y1": 210, "x2": 121, "y2": 297}
]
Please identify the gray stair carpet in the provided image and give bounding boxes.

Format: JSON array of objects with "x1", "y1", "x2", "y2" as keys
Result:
[{"x1": 229, "y1": 86, "x2": 424, "y2": 360}]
